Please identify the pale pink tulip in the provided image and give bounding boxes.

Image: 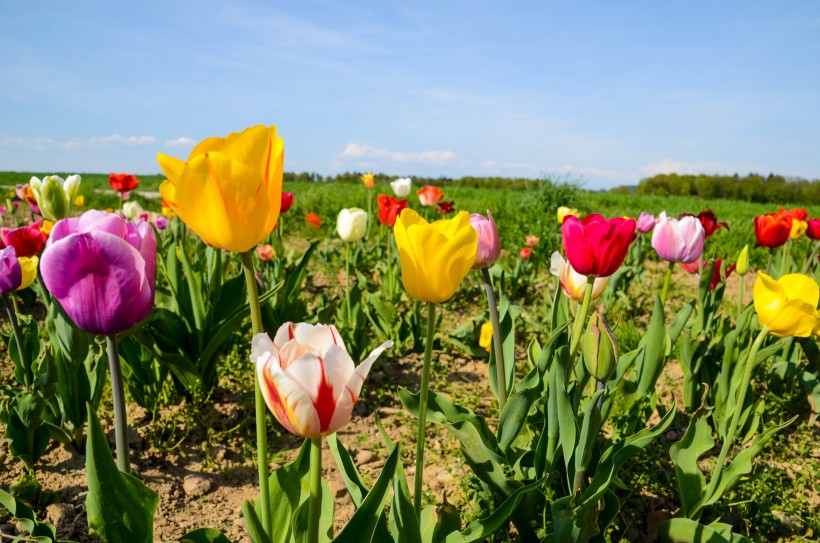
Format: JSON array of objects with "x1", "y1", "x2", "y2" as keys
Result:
[{"x1": 651, "y1": 211, "x2": 704, "y2": 264}]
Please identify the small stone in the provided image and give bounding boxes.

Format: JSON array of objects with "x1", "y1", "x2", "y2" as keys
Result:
[
  {"x1": 183, "y1": 475, "x2": 212, "y2": 497},
  {"x1": 330, "y1": 479, "x2": 347, "y2": 498},
  {"x1": 46, "y1": 503, "x2": 73, "y2": 528},
  {"x1": 130, "y1": 463, "x2": 140, "y2": 473},
  {"x1": 664, "y1": 431, "x2": 678, "y2": 441},
  {"x1": 356, "y1": 450, "x2": 375, "y2": 464},
  {"x1": 772, "y1": 510, "x2": 803, "y2": 529}
]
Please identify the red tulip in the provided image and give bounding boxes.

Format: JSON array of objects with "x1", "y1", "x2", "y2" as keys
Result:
[
  {"x1": 437, "y1": 200, "x2": 455, "y2": 214},
  {"x1": 561, "y1": 214, "x2": 636, "y2": 277},
  {"x1": 707, "y1": 259, "x2": 736, "y2": 289},
  {"x1": 306, "y1": 212, "x2": 322, "y2": 228},
  {"x1": 680, "y1": 209, "x2": 728, "y2": 238},
  {"x1": 281, "y1": 192, "x2": 294, "y2": 214},
  {"x1": 417, "y1": 185, "x2": 444, "y2": 206},
  {"x1": 780, "y1": 207, "x2": 808, "y2": 222},
  {"x1": 377, "y1": 195, "x2": 407, "y2": 227},
  {"x1": 805, "y1": 218, "x2": 820, "y2": 240},
  {"x1": 1, "y1": 222, "x2": 45, "y2": 257},
  {"x1": 109, "y1": 173, "x2": 140, "y2": 194},
  {"x1": 754, "y1": 213, "x2": 792, "y2": 248},
  {"x1": 519, "y1": 247, "x2": 532, "y2": 259}
]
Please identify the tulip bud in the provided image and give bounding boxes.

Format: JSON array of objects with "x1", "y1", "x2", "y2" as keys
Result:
[
  {"x1": 337, "y1": 208, "x2": 367, "y2": 242},
  {"x1": 582, "y1": 311, "x2": 618, "y2": 381},
  {"x1": 736, "y1": 245, "x2": 749, "y2": 276},
  {"x1": 30, "y1": 174, "x2": 81, "y2": 222},
  {"x1": 470, "y1": 210, "x2": 501, "y2": 269}
]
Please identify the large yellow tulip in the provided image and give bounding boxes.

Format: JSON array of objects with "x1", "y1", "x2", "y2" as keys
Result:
[
  {"x1": 393, "y1": 209, "x2": 478, "y2": 303},
  {"x1": 753, "y1": 272, "x2": 820, "y2": 337},
  {"x1": 157, "y1": 125, "x2": 284, "y2": 253}
]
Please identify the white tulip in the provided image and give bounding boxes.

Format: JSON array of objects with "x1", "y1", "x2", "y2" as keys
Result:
[
  {"x1": 122, "y1": 200, "x2": 145, "y2": 222},
  {"x1": 390, "y1": 177, "x2": 412, "y2": 198},
  {"x1": 337, "y1": 207, "x2": 367, "y2": 242}
]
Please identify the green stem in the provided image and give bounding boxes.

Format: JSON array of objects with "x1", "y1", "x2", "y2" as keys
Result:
[
  {"x1": 781, "y1": 242, "x2": 790, "y2": 277},
  {"x1": 240, "y1": 251, "x2": 271, "y2": 537},
  {"x1": 387, "y1": 229, "x2": 394, "y2": 298},
  {"x1": 699, "y1": 327, "x2": 769, "y2": 516},
  {"x1": 414, "y1": 301, "x2": 436, "y2": 517},
  {"x1": 106, "y1": 335, "x2": 129, "y2": 473},
  {"x1": 482, "y1": 268, "x2": 507, "y2": 410},
  {"x1": 3, "y1": 294, "x2": 30, "y2": 387},
  {"x1": 569, "y1": 282, "x2": 594, "y2": 361},
  {"x1": 737, "y1": 276, "x2": 744, "y2": 321},
  {"x1": 660, "y1": 261, "x2": 675, "y2": 304},
  {"x1": 366, "y1": 190, "x2": 373, "y2": 239},
  {"x1": 801, "y1": 240, "x2": 820, "y2": 274},
  {"x1": 308, "y1": 437, "x2": 322, "y2": 543},
  {"x1": 345, "y1": 242, "x2": 352, "y2": 321}
]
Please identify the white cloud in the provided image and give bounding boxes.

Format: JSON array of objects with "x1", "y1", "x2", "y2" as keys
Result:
[
  {"x1": 0, "y1": 133, "x2": 156, "y2": 151},
  {"x1": 339, "y1": 143, "x2": 455, "y2": 164},
  {"x1": 166, "y1": 137, "x2": 197, "y2": 148}
]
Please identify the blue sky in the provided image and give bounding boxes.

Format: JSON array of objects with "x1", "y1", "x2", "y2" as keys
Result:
[{"x1": 1, "y1": 0, "x2": 818, "y2": 189}]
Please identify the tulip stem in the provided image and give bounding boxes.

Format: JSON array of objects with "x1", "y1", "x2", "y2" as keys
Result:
[
  {"x1": 308, "y1": 437, "x2": 322, "y2": 543},
  {"x1": 3, "y1": 293, "x2": 30, "y2": 387},
  {"x1": 482, "y1": 268, "x2": 507, "y2": 410},
  {"x1": 660, "y1": 261, "x2": 675, "y2": 305},
  {"x1": 240, "y1": 251, "x2": 272, "y2": 538},
  {"x1": 386, "y1": 230, "x2": 394, "y2": 298},
  {"x1": 569, "y1": 282, "x2": 594, "y2": 361},
  {"x1": 105, "y1": 335, "x2": 130, "y2": 473},
  {"x1": 414, "y1": 301, "x2": 436, "y2": 517},
  {"x1": 781, "y1": 243, "x2": 790, "y2": 277},
  {"x1": 801, "y1": 241, "x2": 820, "y2": 274},
  {"x1": 698, "y1": 327, "x2": 769, "y2": 517},
  {"x1": 737, "y1": 277, "x2": 744, "y2": 320},
  {"x1": 345, "y1": 242, "x2": 352, "y2": 321}
]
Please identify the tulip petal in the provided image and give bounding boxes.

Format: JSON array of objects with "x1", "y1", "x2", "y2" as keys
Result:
[
  {"x1": 778, "y1": 274, "x2": 820, "y2": 308},
  {"x1": 41, "y1": 232, "x2": 152, "y2": 336},
  {"x1": 188, "y1": 136, "x2": 224, "y2": 160},
  {"x1": 261, "y1": 356, "x2": 321, "y2": 437},
  {"x1": 766, "y1": 299, "x2": 819, "y2": 338},
  {"x1": 157, "y1": 153, "x2": 186, "y2": 186},
  {"x1": 220, "y1": 125, "x2": 271, "y2": 173}
]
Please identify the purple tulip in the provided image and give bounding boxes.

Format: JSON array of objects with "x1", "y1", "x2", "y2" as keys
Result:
[
  {"x1": 470, "y1": 210, "x2": 502, "y2": 269},
  {"x1": 0, "y1": 247, "x2": 22, "y2": 294},
  {"x1": 636, "y1": 212, "x2": 657, "y2": 234},
  {"x1": 651, "y1": 211, "x2": 704, "y2": 264},
  {"x1": 41, "y1": 210, "x2": 156, "y2": 336},
  {"x1": 155, "y1": 216, "x2": 169, "y2": 230}
]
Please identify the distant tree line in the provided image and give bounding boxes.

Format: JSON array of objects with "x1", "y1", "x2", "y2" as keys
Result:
[
  {"x1": 635, "y1": 173, "x2": 820, "y2": 205},
  {"x1": 283, "y1": 171, "x2": 551, "y2": 191}
]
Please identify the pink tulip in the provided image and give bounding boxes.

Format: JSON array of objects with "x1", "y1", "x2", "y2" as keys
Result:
[
  {"x1": 636, "y1": 212, "x2": 657, "y2": 234},
  {"x1": 252, "y1": 323, "x2": 392, "y2": 438},
  {"x1": 470, "y1": 210, "x2": 501, "y2": 269},
  {"x1": 651, "y1": 211, "x2": 704, "y2": 264}
]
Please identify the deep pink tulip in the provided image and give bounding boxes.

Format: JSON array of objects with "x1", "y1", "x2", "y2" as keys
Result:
[
  {"x1": 561, "y1": 214, "x2": 636, "y2": 277},
  {"x1": 41, "y1": 210, "x2": 156, "y2": 336},
  {"x1": 470, "y1": 210, "x2": 501, "y2": 269},
  {"x1": 651, "y1": 212, "x2": 704, "y2": 264},
  {"x1": 636, "y1": 212, "x2": 657, "y2": 234}
]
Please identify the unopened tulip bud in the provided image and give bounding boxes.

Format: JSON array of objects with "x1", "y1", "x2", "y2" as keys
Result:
[
  {"x1": 736, "y1": 245, "x2": 749, "y2": 276},
  {"x1": 582, "y1": 311, "x2": 618, "y2": 381}
]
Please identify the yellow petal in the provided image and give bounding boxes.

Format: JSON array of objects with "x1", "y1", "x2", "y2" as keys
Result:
[
  {"x1": 220, "y1": 125, "x2": 272, "y2": 172},
  {"x1": 158, "y1": 179, "x2": 178, "y2": 208},
  {"x1": 188, "y1": 136, "x2": 224, "y2": 160},
  {"x1": 429, "y1": 221, "x2": 477, "y2": 302},
  {"x1": 263, "y1": 134, "x2": 285, "y2": 235},
  {"x1": 766, "y1": 299, "x2": 820, "y2": 338},
  {"x1": 157, "y1": 153, "x2": 186, "y2": 185},
  {"x1": 778, "y1": 273, "x2": 820, "y2": 308}
]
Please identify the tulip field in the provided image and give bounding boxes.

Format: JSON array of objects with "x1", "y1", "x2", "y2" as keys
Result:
[{"x1": 0, "y1": 127, "x2": 819, "y2": 543}]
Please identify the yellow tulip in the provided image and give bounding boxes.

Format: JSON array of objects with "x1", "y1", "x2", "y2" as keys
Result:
[
  {"x1": 789, "y1": 219, "x2": 807, "y2": 240},
  {"x1": 361, "y1": 172, "x2": 375, "y2": 189},
  {"x1": 479, "y1": 322, "x2": 493, "y2": 352},
  {"x1": 393, "y1": 209, "x2": 478, "y2": 303},
  {"x1": 16, "y1": 256, "x2": 38, "y2": 291},
  {"x1": 753, "y1": 272, "x2": 820, "y2": 337},
  {"x1": 157, "y1": 125, "x2": 284, "y2": 253},
  {"x1": 557, "y1": 206, "x2": 579, "y2": 224},
  {"x1": 74, "y1": 195, "x2": 84, "y2": 207}
]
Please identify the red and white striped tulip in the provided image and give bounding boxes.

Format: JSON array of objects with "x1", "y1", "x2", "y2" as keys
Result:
[{"x1": 252, "y1": 322, "x2": 392, "y2": 438}]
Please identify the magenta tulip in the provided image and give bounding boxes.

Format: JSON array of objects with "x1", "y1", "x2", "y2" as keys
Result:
[
  {"x1": 470, "y1": 210, "x2": 502, "y2": 269},
  {"x1": 651, "y1": 211, "x2": 704, "y2": 264},
  {"x1": 0, "y1": 247, "x2": 22, "y2": 294},
  {"x1": 561, "y1": 214, "x2": 636, "y2": 278},
  {"x1": 41, "y1": 210, "x2": 156, "y2": 336}
]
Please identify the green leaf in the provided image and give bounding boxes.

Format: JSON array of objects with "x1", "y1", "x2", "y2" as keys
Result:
[
  {"x1": 333, "y1": 445, "x2": 399, "y2": 543},
  {"x1": 669, "y1": 402, "x2": 714, "y2": 517},
  {"x1": 85, "y1": 404, "x2": 159, "y2": 543},
  {"x1": 635, "y1": 295, "x2": 667, "y2": 397},
  {"x1": 179, "y1": 528, "x2": 235, "y2": 543},
  {"x1": 0, "y1": 488, "x2": 66, "y2": 542},
  {"x1": 442, "y1": 479, "x2": 543, "y2": 543},
  {"x1": 496, "y1": 383, "x2": 540, "y2": 455},
  {"x1": 390, "y1": 446, "x2": 422, "y2": 543},
  {"x1": 657, "y1": 518, "x2": 752, "y2": 543},
  {"x1": 242, "y1": 501, "x2": 273, "y2": 543},
  {"x1": 574, "y1": 389, "x2": 604, "y2": 482}
]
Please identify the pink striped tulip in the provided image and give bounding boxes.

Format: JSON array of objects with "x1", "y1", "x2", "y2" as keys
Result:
[
  {"x1": 651, "y1": 211, "x2": 704, "y2": 264},
  {"x1": 252, "y1": 323, "x2": 392, "y2": 438},
  {"x1": 636, "y1": 212, "x2": 657, "y2": 234}
]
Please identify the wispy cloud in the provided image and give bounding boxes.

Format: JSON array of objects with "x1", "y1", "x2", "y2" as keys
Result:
[
  {"x1": 0, "y1": 133, "x2": 156, "y2": 151},
  {"x1": 166, "y1": 137, "x2": 196, "y2": 148},
  {"x1": 482, "y1": 160, "x2": 621, "y2": 180},
  {"x1": 339, "y1": 143, "x2": 455, "y2": 164}
]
